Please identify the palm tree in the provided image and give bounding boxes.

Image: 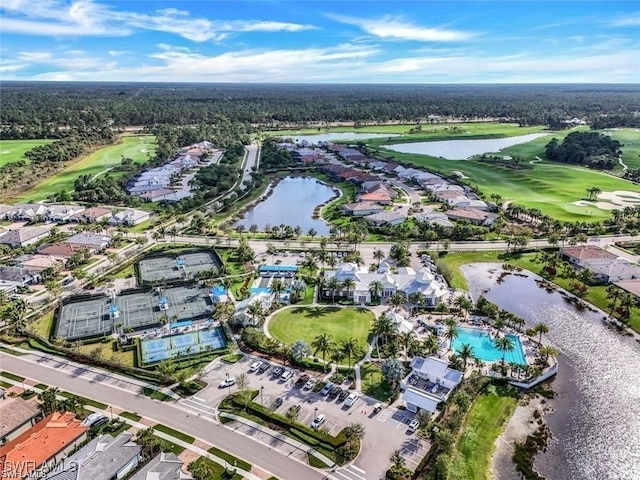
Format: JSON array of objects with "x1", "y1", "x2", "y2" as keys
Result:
[
  {"x1": 532, "y1": 322, "x2": 549, "y2": 345},
  {"x1": 454, "y1": 295, "x2": 473, "y2": 321},
  {"x1": 458, "y1": 343, "x2": 475, "y2": 371},
  {"x1": 387, "y1": 292, "x2": 405, "y2": 311},
  {"x1": 538, "y1": 345, "x2": 559, "y2": 365},
  {"x1": 311, "y1": 333, "x2": 335, "y2": 372},
  {"x1": 269, "y1": 278, "x2": 286, "y2": 303},
  {"x1": 494, "y1": 336, "x2": 515, "y2": 373},
  {"x1": 443, "y1": 318, "x2": 459, "y2": 353},
  {"x1": 341, "y1": 278, "x2": 356, "y2": 301},
  {"x1": 326, "y1": 276, "x2": 341, "y2": 303},
  {"x1": 421, "y1": 333, "x2": 440, "y2": 356},
  {"x1": 246, "y1": 302, "x2": 265, "y2": 326},
  {"x1": 408, "y1": 291, "x2": 426, "y2": 315},
  {"x1": 372, "y1": 313, "x2": 395, "y2": 348},
  {"x1": 38, "y1": 387, "x2": 60, "y2": 415},
  {"x1": 373, "y1": 248, "x2": 385, "y2": 266},
  {"x1": 389, "y1": 449, "x2": 406, "y2": 470},
  {"x1": 434, "y1": 302, "x2": 449, "y2": 321},
  {"x1": 368, "y1": 280, "x2": 383, "y2": 302},
  {"x1": 340, "y1": 338, "x2": 361, "y2": 371},
  {"x1": 399, "y1": 331, "x2": 416, "y2": 360}
]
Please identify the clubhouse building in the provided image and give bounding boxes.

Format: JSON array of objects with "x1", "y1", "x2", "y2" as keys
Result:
[{"x1": 323, "y1": 262, "x2": 449, "y2": 306}]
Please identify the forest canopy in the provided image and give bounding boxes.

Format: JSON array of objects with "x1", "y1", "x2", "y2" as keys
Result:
[{"x1": 545, "y1": 131, "x2": 622, "y2": 170}]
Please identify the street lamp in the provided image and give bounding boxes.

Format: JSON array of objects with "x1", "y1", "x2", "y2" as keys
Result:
[
  {"x1": 226, "y1": 372, "x2": 231, "y2": 397},
  {"x1": 109, "y1": 406, "x2": 113, "y2": 421},
  {"x1": 314, "y1": 407, "x2": 318, "y2": 419},
  {"x1": 260, "y1": 386, "x2": 264, "y2": 406}
]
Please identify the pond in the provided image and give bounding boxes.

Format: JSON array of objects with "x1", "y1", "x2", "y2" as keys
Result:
[
  {"x1": 462, "y1": 263, "x2": 640, "y2": 480},
  {"x1": 385, "y1": 133, "x2": 549, "y2": 160},
  {"x1": 280, "y1": 132, "x2": 400, "y2": 144},
  {"x1": 234, "y1": 176, "x2": 334, "y2": 235}
]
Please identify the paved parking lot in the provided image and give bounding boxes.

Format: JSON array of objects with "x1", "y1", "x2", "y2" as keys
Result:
[{"x1": 184, "y1": 354, "x2": 428, "y2": 479}]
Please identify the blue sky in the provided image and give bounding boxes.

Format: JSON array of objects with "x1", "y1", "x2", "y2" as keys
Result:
[{"x1": 0, "y1": 0, "x2": 638, "y2": 83}]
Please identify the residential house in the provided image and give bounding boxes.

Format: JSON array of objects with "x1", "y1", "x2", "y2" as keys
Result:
[
  {"x1": 12, "y1": 254, "x2": 65, "y2": 272},
  {"x1": 139, "y1": 189, "x2": 176, "y2": 202},
  {"x1": 0, "y1": 227, "x2": 51, "y2": 248},
  {"x1": 70, "y1": 206, "x2": 113, "y2": 223},
  {"x1": 340, "y1": 202, "x2": 385, "y2": 216},
  {"x1": 0, "y1": 397, "x2": 43, "y2": 444},
  {"x1": 5, "y1": 204, "x2": 48, "y2": 222},
  {"x1": 588, "y1": 259, "x2": 640, "y2": 283},
  {"x1": 108, "y1": 209, "x2": 151, "y2": 226},
  {"x1": 46, "y1": 433, "x2": 142, "y2": 480},
  {"x1": 0, "y1": 205, "x2": 13, "y2": 219},
  {"x1": 323, "y1": 262, "x2": 448, "y2": 305},
  {"x1": 560, "y1": 245, "x2": 618, "y2": 268},
  {"x1": 63, "y1": 233, "x2": 111, "y2": 252},
  {"x1": 0, "y1": 266, "x2": 41, "y2": 287},
  {"x1": 232, "y1": 292, "x2": 272, "y2": 326},
  {"x1": 614, "y1": 279, "x2": 640, "y2": 301},
  {"x1": 419, "y1": 177, "x2": 448, "y2": 187},
  {"x1": 364, "y1": 210, "x2": 406, "y2": 226},
  {"x1": 401, "y1": 356, "x2": 463, "y2": 413},
  {"x1": 446, "y1": 208, "x2": 498, "y2": 226},
  {"x1": 413, "y1": 212, "x2": 455, "y2": 229},
  {"x1": 43, "y1": 204, "x2": 85, "y2": 223},
  {"x1": 38, "y1": 243, "x2": 87, "y2": 258},
  {"x1": 357, "y1": 192, "x2": 393, "y2": 205},
  {"x1": 0, "y1": 412, "x2": 88, "y2": 480},
  {"x1": 129, "y1": 452, "x2": 192, "y2": 480}
]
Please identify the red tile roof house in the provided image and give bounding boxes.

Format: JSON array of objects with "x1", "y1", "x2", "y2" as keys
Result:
[
  {"x1": 357, "y1": 192, "x2": 393, "y2": 205},
  {"x1": 0, "y1": 412, "x2": 88, "y2": 480},
  {"x1": 37, "y1": 243, "x2": 86, "y2": 258},
  {"x1": 560, "y1": 245, "x2": 618, "y2": 269}
]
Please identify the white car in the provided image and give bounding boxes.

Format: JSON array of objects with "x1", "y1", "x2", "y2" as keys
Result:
[
  {"x1": 311, "y1": 414, "x2": 326, "y2": 429},
  {"x1": 344, "y1": 392, "x2": 359, "y2": 408},
  {"x1": 408, "y1": 418, "x2": 420, "y2": 433},
  {"x1": 303, "y1": 378, "x2": 317, "y2": 390},
  {"x1": 219, "y1": 377, "x2": 236, "y2": 388},
  {"x1": 248, "y1": 361, "x2": 262, "y2": 372},
  {"x1": 279, "y1": 370, "x2": 293, "y2": 382}
]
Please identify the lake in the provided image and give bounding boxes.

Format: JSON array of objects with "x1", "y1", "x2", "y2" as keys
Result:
[
  {"x1": 386, "y1": 133, "x2": 549, "y2": 159},
  {"x1": 235, "y1": 177, "x2": 334, "y2": 235},
  {"x1": 462, "y1": 263, "x2": 640, "y2": 480},
  {"x1": 281, "y1": 132, "x2": 399, "y2": 143}
]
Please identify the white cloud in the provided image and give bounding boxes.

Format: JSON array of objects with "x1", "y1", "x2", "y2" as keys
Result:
[
  {"x1": 17, "y1": 48, "x2": 117, "y2": 70},
  {"x1": 0, "y1": 58, "x2": 29, "y2": 73},
  {"x1": 0, "y1": 0, "x2": 316, "y2": 40},
  {"x1": 609, "y1": 13, "x2": 640, "y2": 27},
  {"x1": 327, "y1": 14, "x2": 476, "y2": 42}
]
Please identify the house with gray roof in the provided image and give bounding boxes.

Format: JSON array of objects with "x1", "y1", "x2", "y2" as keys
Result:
[
  {"x1": 129, "y1": 452, "x2": 192, "y2": 480},
  {"x1": 46, "y1": 433, "x2": 142, "y2": 480},
  {"x1": 0, "y1": 227, "x2": 51, "y2": 247},
  {"x1": 0, "y1": 396, "x2": 43, "y2": 443},
  {"x1": 108, "y1": 209, "x2": 151, "y2": 226},
  {"x1": 340, "y1": 202, "x2": 385, "y2": 216},
  {"x1": 63, "y1": 233, "x2": 111, "y2": 252},
  {"x1": 0, "y1": 266, "x2": 41, "y2": 286},
  {"x1": 364, "y1": 210, "x2": 406, "y2": 226}
]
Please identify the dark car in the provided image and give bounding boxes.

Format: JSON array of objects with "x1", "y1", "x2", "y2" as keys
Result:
[
  {"x1": 89, "y1": 416, "x2": 109, "y2": 429},
  {"x1": 271, "y1": 397, "x2": 284, "y2": 410},
  {"x1": 294, "y1": 374, "x2": 310, "y2": 388},
  {"x1": 272, "y1": 366, "x2": 284, "y2": 378},
  {"x1": 328, "y1": 386, "x2": 341, "y2": 398},
  {"x1": 258, "y1": 363, "x2": 271, "y2": 374},
  {"x1": 337, "y1": 389, "x2": 350, "y2": 402}
]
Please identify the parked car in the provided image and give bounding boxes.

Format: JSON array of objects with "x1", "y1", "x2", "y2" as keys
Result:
[
  {"x1": 89, "y1": 416, "x2": 109, "y2": 429},
  {"x1": 294, "y1": 374, "x2": 310, "y2": 388},
  {"x1": 288, "y1": 404, "x2": 301, "y2": 416},
  {"x1": 311, "y1": 414, "x2": 326, "y2": 429},
  {"x1": 249, "y1": 361, "x2": 262, "y2": 372},
  {"x1": 320, "y1": 382, "x2": 334, "y2": 395},
  {"x1": 329, "y1": 386, "x2": 341, "y2": 398},
  {"x1": 272, "y1": 366, "x2": 285, "y2": 378},
  {"x1": 280, "y1": 370, "x2": 293, "y2": 382},
  {"x1": 82, "y1": 413, "x2": 104, "y2": 426},
  {"x1": 344, "y1": 392, "x2": 359, "y2": 407},
  {"x1": 372, "y1": 403, "x2": 382, "y2": 414},
  {"x1": 271, "y1": 397, "x2": 284, "y2": 410},
  {"x1": 338, "y1": 390, "x2": 350, "y2": 402},
  {"x1": 258, "y1": 363, "x2": 271, "y2": 374},
  {"x1": 219, "y1": 377, "x2": 236, "y2": 388},
  {"x1": 408, "y1": 418, "x2": 420, "y2": 433},
  {"x1": 303, "y1": 378, "x2": 317, "y2": 390}
]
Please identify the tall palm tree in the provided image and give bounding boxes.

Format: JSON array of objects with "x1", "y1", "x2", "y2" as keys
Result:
[
  {"x1": 373, "y1": 248, "x2": 385, "y2": 266},
  {"x1": 458, "y1": 343, "x2": 475, "y2": 371},
  {"x1": 538, "y1": 345, "x2": 559, "y2": 365},
  {"x1": 340, "y1": 338, "x2": 361, "y2": 371},
  {"x1": 368, "y1": 280, "x2": 383, "y2": 302},
  {"x1": 434, "y1": 302, "x2": 449, "y2": 322},
  {"x1": 269, "y1": 278, "x2": 286, "y2": 302},
  {"x1": 494, "y1": 336, "x2": 515, "y2": 373},
  {"x1": 443, "y1": 318, "x2": 459, "y2": 353},
  {"x1": 454, "y1": 295, "x2": 473, "y2": 321},
  {"x1": 533, "y1": 322, "x2": 549, "y2": 345},
  {"x1": 387, "y1": 292, "x2": 405, "y2": 311},
  {"x1": 399, "y1": 331, "x2": 416, "y2": 360},
  {"x1": 37, "y1": 387, "x2": 60, "y2": 415},
  {"x1": 408, "y1": 291, "x2": 426, "y2": 315},
  {"x1": 311, "y1": 333, "x2": 335, "y2": 372},
  {"x1": 421, "y1": 333, "x2": 440, "y2": 356},
  {"x1": 341, "y1": 278, "x2": 356, "y2": 301},
  {"x1": 372, "y1": 313, "x2": 395, "y2": 347},
  {"x1": 326, "y1": 276, "x2": 341, "y2": 303},
  {"x1": 246, "y1": 302, "x2": 265, "y2": 326}
]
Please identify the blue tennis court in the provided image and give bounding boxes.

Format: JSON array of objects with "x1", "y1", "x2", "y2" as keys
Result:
[
  {"x1": 140, "y1": 327, "x2": 227, "y2": 364},
  {"x1": 260, "y1": 265, "x2": 298, "y2": 272}
]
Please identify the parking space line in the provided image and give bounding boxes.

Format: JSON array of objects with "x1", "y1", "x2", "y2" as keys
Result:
[{"x1": 351, "y1": 465, "x2": 366, "y2": 474}]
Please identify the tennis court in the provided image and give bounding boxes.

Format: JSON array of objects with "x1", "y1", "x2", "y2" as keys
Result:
[
  {"x1": 139, "y1": 326, "x2": 227, "y2": 364},
  {"x1": 138, "y1": 251, "x2": 222, "y2": 283},
  {"x1": 56, "y1": 297, "x2": 111, "y2": 340},
  {"x1": 160, "y1": 284, "x2": 213, "y2": 322},
  {"x1": 116, "y1": 291, "x2": 160, "y2": 331}
]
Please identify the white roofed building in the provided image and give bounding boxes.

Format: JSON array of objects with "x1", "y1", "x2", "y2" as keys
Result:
[{"x1": 401, "y1": 356, "x2": 463, "y2": 413}]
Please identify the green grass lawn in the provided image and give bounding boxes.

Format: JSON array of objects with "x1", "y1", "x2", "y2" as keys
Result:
[
  {"x1": 14, "y1": 135, "x2": 156, "y2": 202},
  {"x1": 154, "y1": 424, "x2": 195, "y2": 444},
  {"x1": 268, "y1": 306, "x2": 374, "y2": 353},
  {"x1": 605, "y1": 128, "x2": 640, "y2": 170},
  {"x1": 447, "y1": 384, "x2": 519, "y2": 480},
  {"x1": 360, "y1": 361, "x2": 394, "y2": 403},
  {"x1": 29, "y1": 310, "x2": 56, "y2": 338},
  {"x1": 0, "y1": 139, "x2": 54, "y2": 167}
]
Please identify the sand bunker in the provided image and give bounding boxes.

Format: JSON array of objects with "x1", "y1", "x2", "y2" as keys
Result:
[
  {"x1": 572, "y1": 190, "x2": 640, "y2": 210},
  {"x1": 140, "y1": 148, "x2": 149, "y2": 153},
  {"x1": 1, "y1": 150, "x2": 10, "y2": 154},
  {"x1": 450, "y1": 170, "x2": 469, "y2": 179}
]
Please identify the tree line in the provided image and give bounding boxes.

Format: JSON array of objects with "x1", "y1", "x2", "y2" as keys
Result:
[{"x1": 545, "y1": 131, "x2": 622, "y2": 169}]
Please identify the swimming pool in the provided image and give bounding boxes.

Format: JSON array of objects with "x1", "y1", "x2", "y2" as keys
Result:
[{"x1": 452, "y1": 327, "x2": 527, "y2": 365}]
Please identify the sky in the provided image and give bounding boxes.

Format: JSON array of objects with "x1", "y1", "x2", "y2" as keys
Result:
[{"x1": 0, "y1": 0, "x2": 639, "y2": 83}]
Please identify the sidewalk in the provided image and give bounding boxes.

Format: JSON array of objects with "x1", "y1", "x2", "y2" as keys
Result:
[{"x1": 219, "y1": 412, "x2": 336, "y2": 468}]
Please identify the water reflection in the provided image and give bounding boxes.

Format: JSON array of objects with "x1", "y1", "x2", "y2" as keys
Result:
[{"x1": 462, "y1": 263, "x2": 640, "y2": 480}]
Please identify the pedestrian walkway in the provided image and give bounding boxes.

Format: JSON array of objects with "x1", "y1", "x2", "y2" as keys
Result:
[{"x1": 219, "y1": 412, "x2": 336, "y2": 468}]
